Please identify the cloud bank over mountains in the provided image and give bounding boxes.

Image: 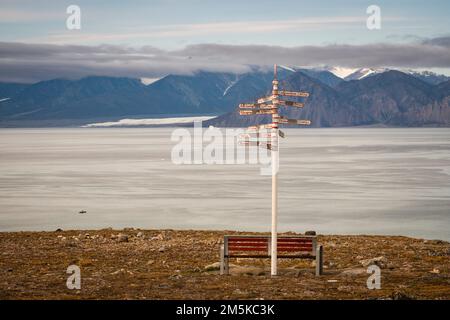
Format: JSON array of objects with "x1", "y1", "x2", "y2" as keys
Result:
[{"x1": 1, "y1": 36, "x2": 449, "y2": 83}]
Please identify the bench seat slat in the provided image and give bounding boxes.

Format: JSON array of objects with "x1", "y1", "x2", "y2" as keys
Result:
[
  {"x1": 228, "y1": 242, "x2": 268, "y2": 247},
  {"x1": 227, "y1": 254, "x2": 315, "y2": 259},
  {"x1": 228, "y1": 247, "x2": 312, "y2": 252},
  {"x1": 228, "y1": 243, "x2": 312, "y2": 247},
  {"x1": 228, "y1": 247, "x2": 268, "y2": 252},
  {"x1": 228, "y1": 241, "x2": 312, "y2": 246},
  {"x1": 228, "y1": 237, "x2": 312, "y2": 242}
]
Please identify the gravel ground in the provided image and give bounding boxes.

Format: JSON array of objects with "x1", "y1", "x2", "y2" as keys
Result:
[{"x1": 0, "y1": 229, "x2": 449, "y2": 300}]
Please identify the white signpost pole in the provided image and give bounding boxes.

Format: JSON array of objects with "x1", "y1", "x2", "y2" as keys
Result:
[
  {"x1": 271, "y1": 64, "x2": 279, "y2": 276},
  {"x1": 271, "y1": 144, "x2": 278, "y2": 276}
]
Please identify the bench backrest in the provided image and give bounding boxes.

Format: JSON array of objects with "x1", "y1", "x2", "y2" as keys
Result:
[{"x1": 224, "y1": 235, "x2": 316, "y2": 255}]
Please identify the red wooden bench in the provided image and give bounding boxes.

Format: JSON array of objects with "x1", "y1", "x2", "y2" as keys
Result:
[{"x1": 219, "y1": 235, "x2": 323, "y2": 276}]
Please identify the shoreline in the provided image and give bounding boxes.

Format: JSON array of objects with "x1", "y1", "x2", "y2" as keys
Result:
[{"x1": 1, "y1": 229, "x2": 449, "y2": 300}]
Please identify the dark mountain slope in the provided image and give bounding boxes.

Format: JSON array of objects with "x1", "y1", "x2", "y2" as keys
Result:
[
  {"x1": 0, "y1": 82, "x2": 29, "y2": 99},
  {"x1": 337, "y1": 70, "x2": 446, "y2": 125},
  {"x1": 208, "y1": 70, "x2": 450, "y2": 127},
  {"x1": 297, "y1": 69, "x2": 344, "y2": 88},
  {"x1": 208, "y1": 71, "x2": 371, "y2": 127}
]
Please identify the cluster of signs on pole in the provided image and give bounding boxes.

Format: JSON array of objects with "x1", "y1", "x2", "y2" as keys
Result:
[{"x1": 238, "y1": 66, "x2": 311, "y2": 151}]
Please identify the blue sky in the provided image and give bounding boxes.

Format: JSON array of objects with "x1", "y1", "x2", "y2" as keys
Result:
[
  {"x1": 1, "y1": 0, "x2": 449, "y2": 47},
  {"x1": 0, "y1": 0, "x2": 449, "y2": 82}
]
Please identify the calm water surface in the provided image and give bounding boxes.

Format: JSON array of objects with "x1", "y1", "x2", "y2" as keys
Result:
[{"x1": 0, "y1": 128, "x2": 449, "y2": 240}]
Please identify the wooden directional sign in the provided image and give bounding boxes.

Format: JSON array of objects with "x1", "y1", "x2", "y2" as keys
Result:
[
  {"x1": 256, "y1": 95, "x2": 275, "y2": 104},
  {"x1": 278, "y1": 90, "x2": 309, "y2": 97},
  {"x1": 240, "y1": 132, "x2": 277, "y2": 139},
  {"x1": 239, "y1": 140, "x2": 277, "y2": 150},
  {"x1": 276, "y1": 116, "x2": 311, "y2": 125},
  {"x1": 277, "y1": 100, "x2": 304, "y2": 108},
  {"x1": 240, "y1": 109, "x2": 277, "y2": 115},
  {"x1": 247, "y1": 123, "x2": 278, "y2": 131},
  {"x1": 239, "y1": 103, "x2": 274, "y2": 109}
]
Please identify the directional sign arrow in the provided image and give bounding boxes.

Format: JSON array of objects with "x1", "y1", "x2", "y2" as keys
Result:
[
  {"x1": 247, "y1": 123, "x2": 278, "y2": 131},
  {"x1": 240, "y1": 132, "x2": 277, "y2": 139},
  {"x1": 239, "y1": 140, "x2": 277, "y2": 150},
  {"x1": 278, "y1": 90, "x2": 309, "y2": 97},
  {"x1": 277, "y1": 116, "x2": 311, "y2": 125},
  {"x1": 256, "y1": 95, "x2": 275, "y2": 104},
  {"x1": 240, "y1": 109, "x2": 277, "y2": 115},
  {"x1": 278, "y1": 130, "x2": 285, "y2": 138},
  {"x1": 277, "y1": 100, "x2": 304, "y2": 108},
  {"x1": 239, "y1": 103, "x2": 275, "y2": 109}
]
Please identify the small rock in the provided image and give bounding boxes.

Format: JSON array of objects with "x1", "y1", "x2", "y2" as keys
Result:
[
  {"x1": 305, "y1": 231, "x2": 316, "y2": 236},
  {"x1": 391, "y1": 292, "x2": 415, "y2": 300},
  {"x1": 430, "y1": 268, "x2": 440, "y2": 274},
  {"x1": 233, "y1": 289, "x2": 246, "y2": 295},
  {"x1": 327, "y1": 279, "x2": 338, "y2": 283},
  {"x1": 150, "y1": 233, "x2": 164, "y2": 241},
  {"x1": 204, "y1": 262, "x2": 220, "y2": 271},
  {"x1": 110, "y1": 234, "x2": 117, "y2": 240},
  {"x1": 337, "y1": 285, "x2": 352, "y2": 292},
  {"x1": 117, "y1": 234, "x2": 128, "y2": 243},
  {"x1": 111, "y1": 268, "x2": 133, "y2": 276},
  {"x1": 111, "y1": 269, "x2": 125, "y2": 275},
  {"x1": 158, "y1": 246, "x2": 166, "y2": 252},
  {"x1": 341, "y1": 268, "x2": 367, "y2": 276},
  {"x1": 146, "y1": 260, "x2": 155, "y2": 265},
  {"x1": 359, "y1": 256, "x2": 388, "y2": 268},
  {"x1": 137, "y1": 232, "x2": 144, "y2": 238},
  {"x1": 233, "y1": 266, "x2": 265, "y2": 276},
  {"x1": 55, "y1": 228, "x2": 63, "y2": 232}
]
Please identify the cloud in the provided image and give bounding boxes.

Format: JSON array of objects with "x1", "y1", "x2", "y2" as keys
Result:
[
  {"x1": 0, "y1": 8, "x2": 61, "y2": 23},
  {"x1": 32, "y1": 16, "x2": 374, "y2": 44},
  {"x1": 422, "y1": 36, "x2": 450, "y2": 48},
  {"x1": 1, "y1": 36, "x2": 450, "y2": 83}
]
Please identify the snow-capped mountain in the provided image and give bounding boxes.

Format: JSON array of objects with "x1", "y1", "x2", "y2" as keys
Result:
[
  {"x1": 304, "y1": 66, "x2": 449, "y2": 84},
  {"x1": 344, "y1": 68, "x2": 390, "y2": 81},
  {"x1": 321, "y1": 66, "x2": 357, "y2": 79},
  {"x1": 401, "y1": 70, "x2": 450, "y2": 85}
]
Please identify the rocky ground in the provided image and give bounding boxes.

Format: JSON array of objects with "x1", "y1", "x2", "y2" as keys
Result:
[{"x1": 0, "y1": 229, "x2": 449, "y2": 300}]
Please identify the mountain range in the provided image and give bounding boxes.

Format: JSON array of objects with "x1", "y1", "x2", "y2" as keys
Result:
[{"x1": 0, "y1": 67, "x2": 449, "y2": 127}]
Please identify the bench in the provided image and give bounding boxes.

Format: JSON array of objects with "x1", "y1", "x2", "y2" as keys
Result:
[{"x1": 219, "y1": 235, "x2": 323, "y2": 276}]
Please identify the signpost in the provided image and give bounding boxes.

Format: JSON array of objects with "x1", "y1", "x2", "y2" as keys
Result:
[{"x1": 238, "y1": 64, "x2": 311, "y2": 276}]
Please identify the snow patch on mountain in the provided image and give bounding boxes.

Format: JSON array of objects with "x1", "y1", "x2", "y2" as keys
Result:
[
  {"x1": 278, "y1": 65, "x2": 297, "y2": 73},
  {"x1": 344, "y1": 68, "x2": 389, "y2": 81},
  {"x1": 140, "y1": 78, "x2": 160, "y2": 85},
  {"x1": 321, "y1": 66, "x2": 357, "y2": 79},
  {"x1": 223, "y1": 78, "x2": 239, "y2": 96}
]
